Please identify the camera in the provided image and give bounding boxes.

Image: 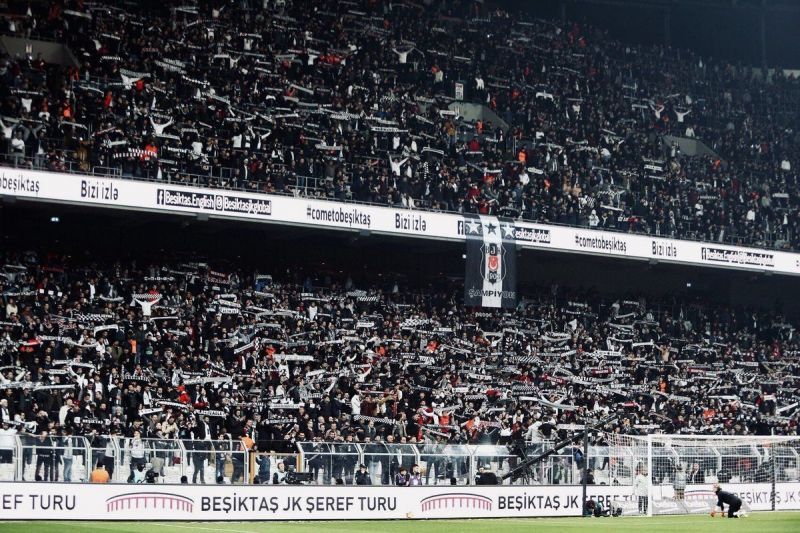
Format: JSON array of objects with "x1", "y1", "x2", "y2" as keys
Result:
[{"x1": 286, "y1": 471, "x2": 314, "y2": 485}]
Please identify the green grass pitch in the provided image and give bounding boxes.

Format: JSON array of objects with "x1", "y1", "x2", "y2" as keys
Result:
[{"x1": 1, "y1": 513, "x2": 799, "y2": 533}]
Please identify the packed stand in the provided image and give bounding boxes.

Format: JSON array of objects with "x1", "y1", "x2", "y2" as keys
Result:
[
  {"x1": 0, "y1": 250, "x2": 797, "y2": 482},
  {"x1": 0, "y1": 1, "x2": 799, "y2": 250}
]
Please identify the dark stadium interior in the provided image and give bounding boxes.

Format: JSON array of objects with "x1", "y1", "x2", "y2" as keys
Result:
[{"x1": 505, "y1": 0, "x2": 800, "y2": 69}]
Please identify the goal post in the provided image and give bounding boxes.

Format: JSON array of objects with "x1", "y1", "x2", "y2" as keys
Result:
[{"x1": 598, "y1": 432, "x2": 800, "y2": 515}]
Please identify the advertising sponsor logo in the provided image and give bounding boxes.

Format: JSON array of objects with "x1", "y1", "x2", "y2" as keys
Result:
[
  {"x1": 683, "y1": 497, "x2": 715, "y2": 513},
  {"x1": 651, "y1": 499, "x2": 681, "y2": 513},
  {"x1": 395, "y1": 212, "x2": 427, "y2": 232},
  {"x1": 513, "y1": 227, "x2": 551, "y2": 244},
  {"x1": 155, "y1": 189, "x2": 271, "y2": 216},
  {"x1": 0, "y1": 172, "x2": 40, "y2": 194},
  {"x1": 574, "y1": 233, "x2": 627, "y2": 254},
  {"x1": 420, "y1": 493, "x2": 493, "y2": 513},
  {"x1": 219, "y1": 195, "x2": 272, "y2": 215},
  {"x1": 80, "y1": 179, "x2": 119, "y2": 201},
  {"x1": 651, "y1": 239, "x2": 677, "y2": 258},
  {"x1": 306, "y1": 205, "x2": 371, "y2": 228},
  {"x1": 684, "y1": 490, "x2": 717, "y2": 501},
  {"x1": 157, "y1": 188, "x2": 216, "y2": 210},
  {"x1": 106, "y1": 492, "x2": 194, "y2": 513},
  {"x1": 458, "y1": 222, "x2": 550, "y2": 245},
  {"x1": 701, "y1": 247, "x2": 774, "y2": 268}
]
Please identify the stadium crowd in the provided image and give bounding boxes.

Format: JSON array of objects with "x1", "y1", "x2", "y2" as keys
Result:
[
  {"x1": 0, "y1": 249, "x2": 797, "y2": 481},
  {"x1": 1, "y1": 0, "x2": 799, "y2": 250}
]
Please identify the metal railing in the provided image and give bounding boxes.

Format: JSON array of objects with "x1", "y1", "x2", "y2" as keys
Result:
[
  {"x1": 2, "y1": 437, "x2": 798, "y2": 486},
  {"x1": 6, "y1": 436, "x2": 253, "y2": 484}
]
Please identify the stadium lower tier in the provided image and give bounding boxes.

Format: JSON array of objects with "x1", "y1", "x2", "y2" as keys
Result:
[{"x1": 0, "y1": 248, "x2": 797, "y2": 455}]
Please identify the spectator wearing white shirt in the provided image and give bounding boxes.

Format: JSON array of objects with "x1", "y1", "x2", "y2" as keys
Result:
[
  {"x1": 633, "y1": 467, "x2": 649, "y2": 515},
  {"x1": 351, "y1": 391, "x2": 362, "y2": 416}
]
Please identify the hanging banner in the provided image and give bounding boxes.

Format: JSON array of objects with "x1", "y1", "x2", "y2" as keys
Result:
[{"x1": 464, "y1": 215, "x2": 517, "y2": 309}]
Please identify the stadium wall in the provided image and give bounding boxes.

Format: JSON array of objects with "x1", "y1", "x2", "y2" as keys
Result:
[
  {"x1": 0, "y1": 482, "x2": 798, "y2": 520},
  {"x1": 2, "y1": 167, "x2": 799, "y2": 276}
]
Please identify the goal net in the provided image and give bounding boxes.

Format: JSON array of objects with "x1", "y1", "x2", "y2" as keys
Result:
[{"x1": 599, "y1": 433, "x2": 800, "y2": 516}]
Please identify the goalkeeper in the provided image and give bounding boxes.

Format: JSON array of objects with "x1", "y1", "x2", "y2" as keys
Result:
[{"x1": 712, "y1": 484, "x2": 742, "y2": 518}]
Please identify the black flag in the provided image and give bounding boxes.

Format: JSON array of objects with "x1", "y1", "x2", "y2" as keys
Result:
[{"x1": 464, "y1": 215, "x2": 517, "y2": 308}]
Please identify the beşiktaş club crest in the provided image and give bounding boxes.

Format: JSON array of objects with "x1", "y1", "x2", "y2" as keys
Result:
[{"x1": 480, "y1": 242, "x2": 505, "y2": 284}]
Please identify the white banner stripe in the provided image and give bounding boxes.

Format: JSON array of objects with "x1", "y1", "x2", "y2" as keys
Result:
[{"x1": 1, "y1": 167, "x2": 798, "y2": 276}]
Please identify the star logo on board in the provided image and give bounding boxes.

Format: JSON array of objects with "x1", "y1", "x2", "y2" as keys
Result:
[
  {"x1": 484, "y1": 223, "x2": 497, "y2": 234},
  {"x1": 501, "y1": 224, "x2": 515, "y2": 238},
  {"x1": 466, "y1": 220, "x2": 482, "y2": 234}
]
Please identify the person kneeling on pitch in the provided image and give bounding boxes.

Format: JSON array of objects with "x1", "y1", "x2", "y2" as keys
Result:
[
  {"x1": 713, "y1": 483, "x2": 742, "y2": 518},
  {"x1": 584, "y1": 499, "x2": 609, "y2": 517}
]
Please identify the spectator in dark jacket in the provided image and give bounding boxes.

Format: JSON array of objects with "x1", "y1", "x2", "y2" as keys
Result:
[{"x1": 355, "y1": 464, "x2": 372, "y2": 485}]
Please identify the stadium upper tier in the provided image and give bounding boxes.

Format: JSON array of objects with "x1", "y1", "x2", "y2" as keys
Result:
[
  {"x1": 0, "y1": 0, "x2": 799, "y2": 251},
  {"x1": 0, "y1": 251, "x2": 797, "y2": 450}
]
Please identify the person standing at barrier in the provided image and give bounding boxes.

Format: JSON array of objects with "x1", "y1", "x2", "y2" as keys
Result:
[
  {"x1": 331, "y1": 435, "x2": 345, "y2": 483},
  {"x1": 0, "y1": 399, "x2": 11, "y2": 426},
  {"x1": 231, "y1": 439, "x2": 245, "y2": 483},
  {"x1": 0, "y1": 421, "x2": 17, "y2": 464},
  {"x1": 363, "y1": 437, "x2": 379, "y2": 484},
  {"x1": 688, "y1": 462, "x2": 702, "y2": 484},
  {"x1": 191, "y1": 415, "x2": 212, "y2": 484},
  {"x1": 673, "y1": 464, "x2": 686, "y2": 500},
  {"x1": 128, "y1": 430, "x2": 146, "y2": 479},
  {"x1": 19, "y1": 414, "x2": 33, "y2": 479},
  {"x1": 216, "y1": 431, "x2": 231, "y2": 482},
  {"x1": 341, "y1": 434, "x2": 358, "y2": 484},
  {"x1": 633, "y1": 466, "x2": 649, "y2": 515},
  {"x1": 307, "y1": 438, "x2": 325, "y2": 483},
  {"x1": 192, "y1": 439, "x2": 209, "y2": 484},
  {"x1": 255, "y1": 447, "x2": 271, "y2": 484},
  {"x1": 93, "y1": 432, "x2": 116, "y2": 481},
  {"x1": 61, "y1": 430, "x2": 74, "y2": 482},
  {"x1": 386, "y1": 436, "x2": 401, "y2": 485},
  {"x1": 376, "y1": 436, "x2": 392, "y2": 485},
  {"x1": 34, "y1": 430, "x2": 54, "y2": 481},
  {"x1": 52, "y1": 431, "x2": 64, "y2": 482}
]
